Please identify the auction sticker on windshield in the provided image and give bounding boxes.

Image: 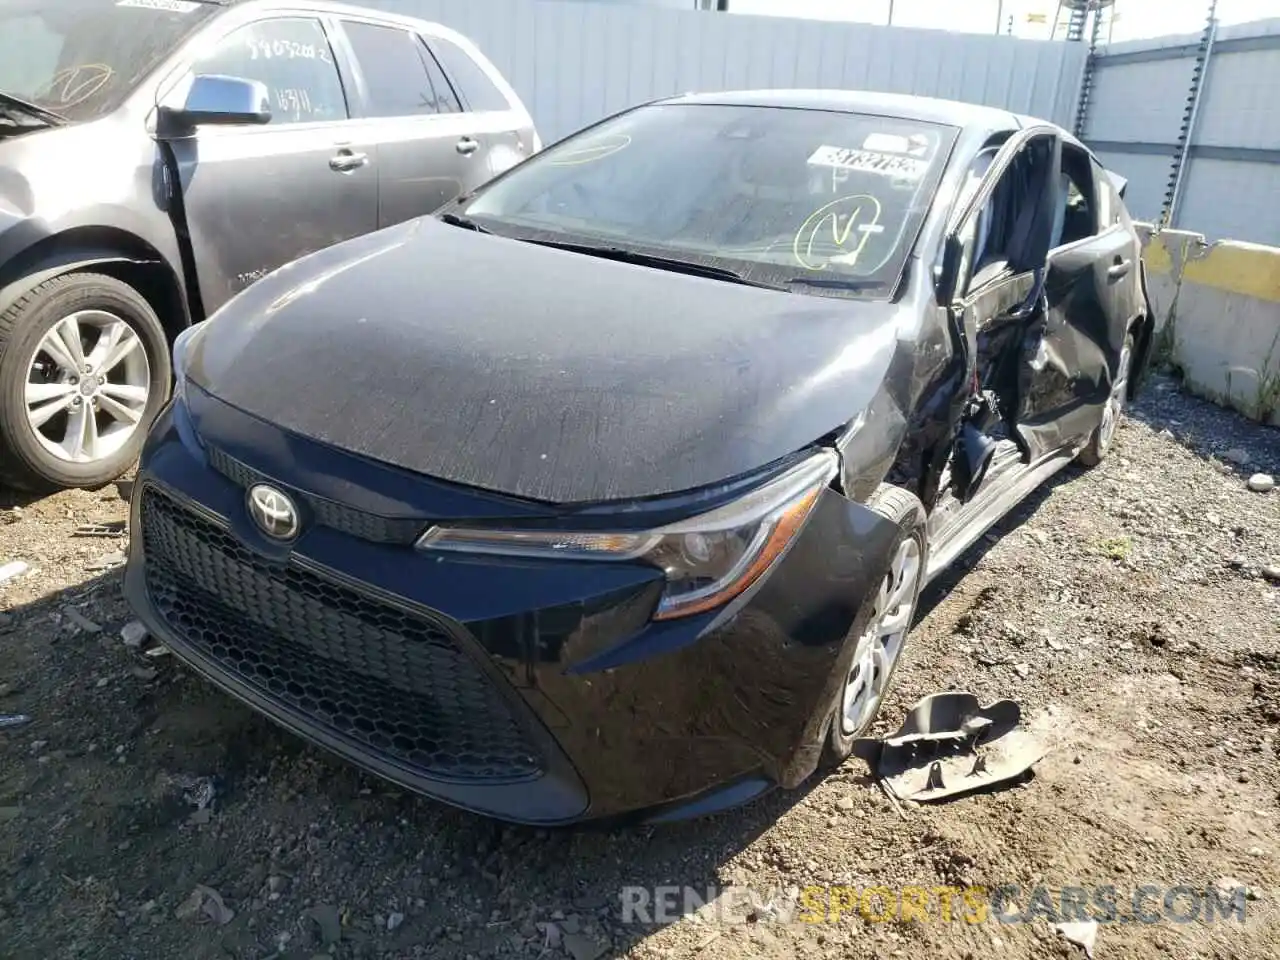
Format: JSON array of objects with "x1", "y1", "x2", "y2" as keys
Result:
[
  {"x1": 807, "y1": 145, "x2": 930, "y2": 182},
  {"x1": 862, "y1": 132, "x2": 932, "y2": 157}
]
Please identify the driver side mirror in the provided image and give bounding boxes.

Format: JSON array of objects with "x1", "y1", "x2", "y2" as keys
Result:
[
  {"x1": 157, "y1": 74, "x2": 271, "y2": 136},
  {"x1": 934, "y1": 233, "x2": 965, "y2": 306}
]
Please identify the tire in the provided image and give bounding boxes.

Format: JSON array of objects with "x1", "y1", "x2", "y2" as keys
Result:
[
  {"x1": 1076, "y1": 329, "x2": 1136, "y2": 468},
  {"x1": 822, "y1": 483, "x2": 928, "y2": 767},
  {"x1": 0, "y1": 272, "x2": 171, "y2": 492}
]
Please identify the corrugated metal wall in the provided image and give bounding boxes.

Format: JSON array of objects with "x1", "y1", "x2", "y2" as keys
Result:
[
  {"x1": 365, "y1": 0, "x2": 1088, "y2": 143},
  {"x1": 1083, "y1": 17, "x2": 1280, "y2": 245}
]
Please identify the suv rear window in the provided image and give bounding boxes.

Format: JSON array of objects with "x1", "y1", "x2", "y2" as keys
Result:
[
  {"x1": 343, "y1": 20, "x2": 454, "y2": 118},
  {"x1": 463, "y1": 102, "x2": 958, "y2": 298},
  {"x1": 427, "y1": 35, "x2": 509, "y2": 113},
  {"x1": 0, "y1": 0, "x2": 219, "y2": 122}
]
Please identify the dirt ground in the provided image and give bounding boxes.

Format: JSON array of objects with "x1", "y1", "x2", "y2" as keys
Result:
[{"x1": 1, "y1": 374, "x2": 1278, "y2": 960}]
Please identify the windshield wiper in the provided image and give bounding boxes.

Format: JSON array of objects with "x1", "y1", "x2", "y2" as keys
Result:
[
  {"x1": 785, "y1": 276, "x2": 881, "y2": 292},
  {"x1": 0, "y1": 92, "x2": 67, "y2": 127},
  {"x1": 437, "y1": 211, "x2": 491, "y2": 233},
  {"x1": 516, "y1": 238, "x2": 785, "y2": 289}
]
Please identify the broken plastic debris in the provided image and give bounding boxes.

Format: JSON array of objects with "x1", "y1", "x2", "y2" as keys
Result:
[
  {"x1": 143, "y1": 644, "x2": 171, "y2": 659},
  {"x1": 175, "y1": 884, "x2": 235, "y2": 926},
  {"x1": 85, "y1": 551, "x2": 127, "y2": 572},
  {"x1": 73, "y1": 521, "x2": 127, "y2": 538},
  {"x1": 0, "y1": 714, "x2": 33, "y2": 730},
  {"x1": 1054, "y1": 919, "x2": 1098, "y2": 958},
  {"x1": 851, "y1": 692, "x2": 1044, "y2": 802},
  {"x1": 0, "y1": 560, "x2": 29, "y2": 584}
]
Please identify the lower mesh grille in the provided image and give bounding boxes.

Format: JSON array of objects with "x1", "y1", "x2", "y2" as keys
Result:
[{"x1": 140, "y1": 486, "x2": 542, "y2": 782}]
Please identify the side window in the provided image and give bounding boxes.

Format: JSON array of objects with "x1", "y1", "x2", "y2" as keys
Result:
[
  {"x1": 418, "y1": 40, "x2": 461, "y2": 113},
  {"x1": 1055, "y1": 145, "x2": 1098, "y2": 247},
  {"x1": 1091, "y1": 160, "x2": 1118, "y2": 227},
  {"x1": 427, "y1": 36, "x2": 510, "y2": 112},
  {"x1": 342, "y1": 21, "x2": 453, "y2": 118},
  {"x1": 192, "y1": 18, "x2": 347, "y2": 125}
]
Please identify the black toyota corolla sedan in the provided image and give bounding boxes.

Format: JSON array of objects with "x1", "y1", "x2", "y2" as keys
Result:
[{"x1": 123, "y1": 90, "x2": 1154, "y2": 825}]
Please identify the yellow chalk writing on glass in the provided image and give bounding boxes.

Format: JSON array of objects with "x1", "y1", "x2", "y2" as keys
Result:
[
  {"x1": 547, "y1": 134, "x2": 632, "y2": 166},
  {"x1": 792, "y1": 194, "x2": 883, "y2": 272}
]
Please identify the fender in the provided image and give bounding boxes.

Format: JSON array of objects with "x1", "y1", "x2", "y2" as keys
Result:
[
  {"x1": 0, "y1": 253, "x2": 142, "y2": 312},
  {"x1": 0, "y1": 242, "x2": 190, "y2": 342}
]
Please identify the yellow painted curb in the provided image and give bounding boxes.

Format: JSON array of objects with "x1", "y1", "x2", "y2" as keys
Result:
[
  {"x1": 1182, "y1": 242, "x2": 1280, "y2": 303},
  {"x1": 1142, "y1": 235, "x2": 1173, "y2": 276}
]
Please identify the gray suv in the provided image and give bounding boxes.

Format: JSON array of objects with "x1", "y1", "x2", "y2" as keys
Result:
[{"x1": 0, "y1": 0, "x2": 538, "y2": 492}]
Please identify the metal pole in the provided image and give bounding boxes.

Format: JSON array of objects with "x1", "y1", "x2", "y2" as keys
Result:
[
  {"x1": 1050, "y1": 0, "x2": 1063, "y2": 39},
  {"x1": 887, "y1": 0, "x2": 895, "y2": 26},
  {"x1": 1168, "y1": 15, "x2": 1217, "y2": 227},
  {"x1": 996, "y1": 0, "x2": 1005, "y2": 35}
]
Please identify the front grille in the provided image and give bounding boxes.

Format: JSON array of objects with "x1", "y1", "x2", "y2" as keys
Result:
[
  {"x1": 140, "y1": 486, "x2": 542, "y2": 782},
  {"x1": 205, "y1": 446, "x2": 425, "y2": 545}
]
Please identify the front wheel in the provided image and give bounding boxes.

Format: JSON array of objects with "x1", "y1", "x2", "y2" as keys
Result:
[
  {"x1": 0, "y1": 272, "x2": 171, "y2": 492},
  {"x1": 823, "y1": 484, "x2": 928, "y2": 765},
  {"x1": 1077, "y1": 330, "x2": 1135, "y2": 468}
]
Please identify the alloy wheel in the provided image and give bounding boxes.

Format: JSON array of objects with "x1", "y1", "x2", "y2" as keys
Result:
[
  {"x1": 840, "y1": 535, "x2": 923, "y2": 736},
  {"x1": 24, "y1": 310, "x2": 151, "y2": 464}
]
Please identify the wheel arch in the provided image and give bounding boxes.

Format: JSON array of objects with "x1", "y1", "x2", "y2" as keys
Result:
[{"x1": 0, "y1": 227, "x2": 191, "y2": 350}]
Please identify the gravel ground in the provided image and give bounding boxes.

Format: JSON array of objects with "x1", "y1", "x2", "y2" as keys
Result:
[{"x1": 1, "y1": 375, "x2": 1278, "y2": 960}]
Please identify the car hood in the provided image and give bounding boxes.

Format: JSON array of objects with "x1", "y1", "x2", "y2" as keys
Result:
[{"x1": 186, "y1": 217, "x2": 905, "y2": 504}]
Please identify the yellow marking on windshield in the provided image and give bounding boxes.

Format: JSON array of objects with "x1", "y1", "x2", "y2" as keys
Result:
[
  {"x1": 547, "y1": 134, "x2": 632, "y2": 165},
  {"x1": 792, "y1": 194, "x2": 884, "y2": 272},
  {"x1": 40, "y1": 64, "x2": 114, "y2": 109}
]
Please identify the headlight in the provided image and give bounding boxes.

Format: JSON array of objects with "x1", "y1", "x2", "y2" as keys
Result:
[{"x1": 415, "y1": 449, "x2": 838, "y2": 620}]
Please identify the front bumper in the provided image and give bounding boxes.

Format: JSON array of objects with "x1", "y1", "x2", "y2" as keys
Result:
[{"x1": 122, "y1": 392, "x2": 902, "y2": 824}]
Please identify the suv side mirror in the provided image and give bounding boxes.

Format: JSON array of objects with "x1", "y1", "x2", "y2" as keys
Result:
[
  {"x1": 158, "y1": 74, "x2": 271, "y2": 135},
  {"x1": 934, "y1": 233, "x2": 965, "y2": 306}
]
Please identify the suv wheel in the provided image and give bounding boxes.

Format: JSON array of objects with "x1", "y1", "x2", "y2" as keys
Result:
[{"x1": 0, "y1": 272, "x2": 171, "y2": 492}]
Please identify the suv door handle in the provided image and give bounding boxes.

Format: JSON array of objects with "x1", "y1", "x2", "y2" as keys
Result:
[
  {"x1": 456, "y1": 137, "x2": 480, "y2": 156},
  {"x1": 329, "y1": 149, "x2": 368, "y2": 173},
  {"x1": 1107, "y1": 258, "x2": 1132, "y2": 280}
]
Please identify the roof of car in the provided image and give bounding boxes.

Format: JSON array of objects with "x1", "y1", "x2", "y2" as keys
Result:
[
  {"x1": 664, "y1": 89, "x2": 1039, "y2": 134},
  {"x1": 218, "y1": 0, "x2": 448, "y2": 29}
]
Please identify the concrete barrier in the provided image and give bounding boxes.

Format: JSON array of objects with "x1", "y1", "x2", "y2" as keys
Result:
[{"x1": 1137, "y1": 223, "x2": 1280, "y2": 428}]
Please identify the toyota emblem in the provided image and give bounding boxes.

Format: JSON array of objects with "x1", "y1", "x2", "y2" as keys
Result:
[{"x1": 247, "y1": 483, "x2": 300, "y2": 540}]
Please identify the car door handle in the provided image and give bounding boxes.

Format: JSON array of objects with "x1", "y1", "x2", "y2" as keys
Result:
[
  {"x1": 1107, "y1": 258, "x2": 1132, "y2": 280},
  {"x1": 456, "y1": 137, "x2": 480, "y2": 156},
  {"x1": 329, "y1": 149, "x2": 368, "y2": 172}
]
